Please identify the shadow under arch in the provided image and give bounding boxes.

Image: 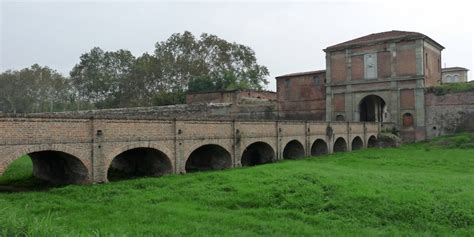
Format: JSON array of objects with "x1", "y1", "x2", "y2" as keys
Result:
[
  {"x1": 107, "y1": 147, "x2": 172, "y2": 181},
  {"x1": 241, "y1": 142, "x2": 275, "y2": 167},
  {"x1": 368, "y1": 135, "x2": 378, "y2": 148},
  {"x1": 311, "y1": 139, "x2": 328, "y2": 156},
  {"x1": 283, "y1": 140, "x2": 305, "y2": 159},
  {"x1": 333, "y1": 137, "x2": 348, "y2": 152},
  {"x1": 185, "y1": 144, "x2": 232, "y2": 173},
  {"x1": 351, "y1": 136, "x2": 364, "y2": 150},
  {"x1": 1, "y1": 150, "x2": 89, "y2": 186}
]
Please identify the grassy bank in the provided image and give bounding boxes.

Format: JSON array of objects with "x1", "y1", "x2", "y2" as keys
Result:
[{"x1": 1, "y1": 135, "x2": 473, "y2": 236}]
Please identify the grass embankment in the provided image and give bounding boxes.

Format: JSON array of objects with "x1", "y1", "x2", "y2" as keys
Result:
[{"x1": 1, "y1": 134, "x2": 473, "y2": 236}]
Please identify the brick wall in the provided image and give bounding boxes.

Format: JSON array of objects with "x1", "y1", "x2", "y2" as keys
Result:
[
  {"x1": 425, "y1": 91, "x2": 474, "y2": 139},
  {"x1": 276, "y1": 71, "x2": 326, "y2": 120}
]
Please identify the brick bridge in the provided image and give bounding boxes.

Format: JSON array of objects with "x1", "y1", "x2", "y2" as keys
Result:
[{"x1": 0, "y1": 115, "x2": 379, "y2": 184}]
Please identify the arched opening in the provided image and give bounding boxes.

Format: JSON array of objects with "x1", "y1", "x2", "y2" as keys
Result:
[
  {"x1": 402, "y1": 113, "x2": 414, "y2": 128},
  {"x1": 0, "y1": 150, "x2": 89, "y2": 191},
  {"x1": 368, "y1": 136, "x2": 378, "y2": 148},
  {"x1": 359, "y1": 95, "x2": 386, "y2": 122},
  {"x1": 107, "y1": 148, "x2": 172, "y2": 181},
  {"x1": 335, "y1": 115, "x2": 345, "y2": 121},
  {"x1": 311, "y1": 139, "x2": 328, "y2": 156},
  {"x1": 241, "y1": 142, "x2": 275, "y2": 166},
  {"x1": 351, "y1": 136, "x2": 364, "y2": 150},
  {"x1": 283, "y1": 140, "x2": 305, "y2": 159},
  {"x1": 333, "y1": 138, "x2": 347, "y2": 152},
  {"x1": 185, "y1": 144, "x2": 232, "y2": 173}
]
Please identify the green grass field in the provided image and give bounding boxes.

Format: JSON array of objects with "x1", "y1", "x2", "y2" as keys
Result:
[{"x1": 1, "y1": 134, "x2": 473, "y2": 236}]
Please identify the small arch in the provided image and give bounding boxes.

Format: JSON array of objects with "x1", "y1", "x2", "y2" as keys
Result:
[
  {"x1": 351, "y1": 136, "x2": 364, "y2": 150},
  {"x1": 241, "y1": 142, "x2": 275, "y2": 166},
  {"x1": 333, "y1": 137, "x2": 347, "y2": 152},
  {"x1": 107, "y1": 147, "x2": 172, "y2": 181},
  {"x1": 368, "y1": 135, "x2": 378, "y2": 148},
  {"x1": 402, "y1": 113, "x2": 414, "y2": 128},
  {"x1": 1, "y1": 150, "x2": 89, "y2": 185},
  {"x1": 185, "y1": 144, "x2": 232, "y2": 173},
  {"x1": 335, "y1": 115, "x2": 345, "y2": 121},
  {"x1": 283, "y1": 140, "x2": 305, "y2": 159},
  {"x1": 311, "y1": 139, "x2": 328, "y2": 156}
]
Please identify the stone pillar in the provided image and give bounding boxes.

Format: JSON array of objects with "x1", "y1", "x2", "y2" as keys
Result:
[
  {"x1": 325, "y1": 52, "x2": 333, "y2": 122},
  {"x1": 174, "y1": 120, "x2": 185, "y2": 174},
  {"x1": 91, "y1": 118, "x2": 107, "y2": 183},
  {"x1": 232, "y1": 120, "x2": 242, "y2": 167}
]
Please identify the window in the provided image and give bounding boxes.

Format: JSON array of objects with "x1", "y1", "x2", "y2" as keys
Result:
[
  {"x1": 364, "y1": 53, "x2": 377, "y2": 79},
  {"x1": 402, "y1": 113, "x2": 414, "y2": 128},
  {"x1": 314, "y1": 76, "x2": 320, "y2": 86}
]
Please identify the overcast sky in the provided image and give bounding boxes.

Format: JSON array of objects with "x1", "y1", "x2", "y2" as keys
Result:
[{"x1": 1, "y1": 0, "x2": 473, "y2": 91}]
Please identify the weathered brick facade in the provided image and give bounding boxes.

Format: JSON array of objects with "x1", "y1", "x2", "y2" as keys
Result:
[
  {"x1": 0, "y1": 114, "x2": 378, "y2": 184},
  {"x1": 276, "y1": 30, "x2": 465, "y2": 141}
]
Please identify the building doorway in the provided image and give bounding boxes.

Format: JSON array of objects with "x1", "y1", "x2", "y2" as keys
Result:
[{"x1": 359, "y1": 95, "x2": 386, "y2": 122}]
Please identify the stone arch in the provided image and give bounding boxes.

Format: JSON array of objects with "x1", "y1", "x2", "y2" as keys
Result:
[
  {"x1": 335, "y1": 114, "x2": 345, "y2": 121},
  {"x1": 241, "y1": 141, "x2": 275, "y2": 166},
  {"x1": 107, "y1": 147, "x2": 173, "y2": 181},
  {"x1": 368, "y1": 135, "x2": 378, "y2": 148},
  {"x1": 333, "y1": 137, "x2": 348, "y2": 152},
  {"x1": 185, "y1": 144, "x2": 232, "y2": 173},
  {"x1": 283, "y1": 140, "x2": 305, "y2": 159},
  {"x1": 311, "y1": 139, "x2": 328, "y2": 156},
  {"x1": 351, "y1": 136, "x2": 364, "y2": 150},
  {"x1": 1, "y1": 145, "x2": 90, "y2": 185},
  {"x1": 359, "y1": 94, "x2": 387, "y2": 122}
]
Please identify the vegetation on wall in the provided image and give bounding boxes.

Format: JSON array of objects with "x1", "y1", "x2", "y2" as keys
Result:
[
  {"x1": 0, "y1": 31, "x2": 269, "y2": 113},
  {"x1": 425, "y1": 82, "x2": 474, "y2": 95}
]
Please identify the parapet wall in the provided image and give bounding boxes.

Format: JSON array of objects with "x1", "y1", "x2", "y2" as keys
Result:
[
  {"x1": 33, "y1": 103, "x2": 277, "y2": 120},
  {"x1": 425, "y1": 91, "x2": 474, "y2": 139}
]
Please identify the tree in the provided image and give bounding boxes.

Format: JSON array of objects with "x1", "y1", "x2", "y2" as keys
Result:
[
  {"x1": 0, "y1": 64, "x2": 72, "y2": 113},
  {"x1": 70, "y1": 47, "x2": 135, "y2": 108},
  {"x1": 155, "y1": 31, "x2": 269, "y2": 93}
]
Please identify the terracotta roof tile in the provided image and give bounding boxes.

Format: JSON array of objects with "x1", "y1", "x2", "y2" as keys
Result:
[
  {"x1": 325, "y1": 30, "x2": 443, "y2": 51},
  {"x1": 276, "y1": 70, "x2": 326, "y2": 79}
]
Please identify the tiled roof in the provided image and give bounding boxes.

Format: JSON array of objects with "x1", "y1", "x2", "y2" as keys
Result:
[
  {"x1": 276, "y1": 70, "x2": 326, "y2": 79},
  {"x1": 325, "y1": 30, "x2": 444, "y2": 51}
]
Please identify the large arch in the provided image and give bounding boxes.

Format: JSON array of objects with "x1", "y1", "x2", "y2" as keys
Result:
[
  {"x1": 359, "y1": 95, "x2": 386, "y2": 122},
  {"x1": 1, "y1": 149, "x2": 89, "y2": 185},
  {"x1": 351, "y1": 136, "x2": 364, "y2": 150},
  {"x1": 107, "y1": 147, "x2": 173, "y2": 181},
  {"x1": 283, "y1": 140, "x2": 305, "y2": 159},
  {"x1": 185, "y1": 144, "x2": 232, "y2": 173},
  {"x1": 368, "y1": 135, "x2": 378, "y2": 148},
  {"x1": 241, "y1": 142, "x2": 275, "y2": 166},
  {"x1": 311, "y1": 139, "x2": 328, "y2": 156},
  {"x1": 333, "y1": 137, "x2": 348, "y2": 152}
]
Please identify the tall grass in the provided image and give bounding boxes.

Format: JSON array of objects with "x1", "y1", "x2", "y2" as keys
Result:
[{"x1": 0, "y1": 135, "x2": 473, "y2": 236}]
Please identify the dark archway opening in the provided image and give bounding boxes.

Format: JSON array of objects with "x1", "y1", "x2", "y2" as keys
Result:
[
  {"x1": 185, "y1": 145, "x2": 232, "y2": 173},
  {"x1": 368, "y1": 136, "x2": 378, "y2": 148},
  {"x1": 351, "y1": 137, "x2": 364, "y2": 150},
  {"x1": 107, "y1": 148, "x2": 172, "y2": 181},
  {"x1": 333, "y1": 138, "x2": 348, "y2": 152},
  {"x1": 241, "y1": 142, "x2": 275, "y2": 166},
  {"x1": 311, "y1": 139, "x2": 328, "y2": 156},
  {"x1": 0, "y1": 150, "x2": 89, "y2": 192},
  {"x1": 283, "y1": 140, "x2": 305, "y2": 159},
  {"x1": 359, "y1": 95, "x2": 386, "y2": 122}
]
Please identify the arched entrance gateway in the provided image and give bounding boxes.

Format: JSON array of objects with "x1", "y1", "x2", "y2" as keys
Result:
[{"x1": 359, "y1": 95, "x2": 387, "y2": 122}]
